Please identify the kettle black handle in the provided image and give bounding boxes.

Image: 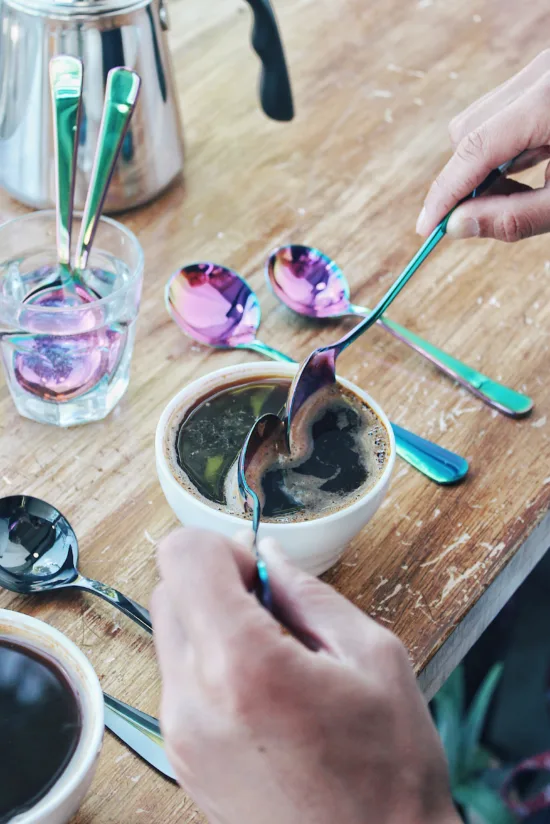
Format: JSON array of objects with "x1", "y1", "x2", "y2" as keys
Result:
[{"x1": 244, "y1": 0, "x2": 294, "y2": 122}]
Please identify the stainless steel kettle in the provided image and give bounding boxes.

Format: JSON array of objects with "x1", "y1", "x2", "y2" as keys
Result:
[{"x1": 0, "y1": 0, "x2": 293, "y2": 212}]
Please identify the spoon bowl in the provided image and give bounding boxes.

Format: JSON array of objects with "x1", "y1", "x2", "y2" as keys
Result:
[
  {"x1": 0, "y1": 495, "x2": 152, "y2": 632},
  {"x1": 266, "y1": 244, "x2": 351, "y2": 318},
  {"x1": 166, "y1": 263, "x2": 261, "y2": 348},
  {"x1": 0, "y1": 495, "x2": 78, "y2": 593}
]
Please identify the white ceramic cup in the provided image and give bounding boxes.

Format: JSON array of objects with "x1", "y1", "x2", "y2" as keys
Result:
[
  {"x1": 0, "y1": 609, "x2": 104, "y2": 824},
  {"x1": 156, "y1": 362, "x2": 395, "y2": 576}
]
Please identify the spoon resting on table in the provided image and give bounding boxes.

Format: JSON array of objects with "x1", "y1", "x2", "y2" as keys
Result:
[
  {"x1": 166, "y1": 263, "x2": 468, "y2": 485},
  {"x1": 284, "y1": 158, "x2": 528, "y2": 447},
  {"x1": 265, "y1": 243, "x2": 533, "y2": 418},
  {"x1": 0, "y1": 495, "x2": 152, "y2": 633}
]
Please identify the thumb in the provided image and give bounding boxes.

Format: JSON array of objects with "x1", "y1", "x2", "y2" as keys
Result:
[
  {"x1": 446, "y1": 180, "x2": 550, "y2": 242},
  {"x1": 260, "y1": 538, "x2": 399, "y2": 666}
]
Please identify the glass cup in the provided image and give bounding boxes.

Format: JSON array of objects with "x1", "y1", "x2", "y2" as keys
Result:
[{"x1": 0, "y1": 211, "x2": 143, "y2": 426}]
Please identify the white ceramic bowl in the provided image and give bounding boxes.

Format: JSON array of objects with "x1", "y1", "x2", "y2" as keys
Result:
[
  {"x1": 156, "y1": 362, "x2": 395, "y2": 576},
  {"x1": 0, "y1": 609, "x2": 104, "y2": 824}
]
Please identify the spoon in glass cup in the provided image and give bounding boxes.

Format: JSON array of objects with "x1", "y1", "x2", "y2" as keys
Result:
[
  {"x1": 0, "y1": 495, "x2": 152, "y2": 633},
  {"x1": 265, "y1": 244, "x2": 533, "y2": 418},
  {"x1": 166, "y1": 263, "x2": 468, "y2": 485}
]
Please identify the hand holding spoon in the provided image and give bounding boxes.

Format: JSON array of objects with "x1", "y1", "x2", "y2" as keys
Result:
[
  {"x1": 166, "y1": 264, "x2": 468, "y2": 484},
  {"x1": 266, "y1": 244, "x2": 533, "y2": 418},
  {"x1": 0, "y1": 495, "x2": 151, "y2": 633},
  {"x1": 285, "y1": 159, "x2": 526, "y2": 444}
]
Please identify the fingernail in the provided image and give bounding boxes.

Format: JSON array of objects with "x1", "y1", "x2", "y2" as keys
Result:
[
  {"x1": 446, "y1": 214, "x2": 480, "y2": 239},
  {"x1": 416, "y1": 206, "x2": 427, "y2": 235}
]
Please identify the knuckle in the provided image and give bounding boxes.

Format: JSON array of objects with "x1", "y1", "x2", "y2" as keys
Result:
[
  {"x1": 456, "y1": 128, "x2": 488, "y2": 163},
  {"x1": 493, "y1": 211, "x2": 533, "y2": 242}
]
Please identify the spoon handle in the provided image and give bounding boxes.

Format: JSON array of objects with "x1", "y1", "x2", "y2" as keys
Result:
[
  {"x1": 72, "y1": 575, "x2": 152, "y2": 633},
  {"x1": 50, "y1": 56, "x2": 83, "y2": 269},
  {"x1": 75, "y1": 68, "x2": 140, "y2": 271},
  {"x1": 390, "y1": 423, "x2": 468, "y2": 484},
  {"x1": 243, "y1": 340, "x2": 468, "y2": 484},
  {"x1": 348, "y1": 306, "x2": 533, "y2": 417},
  {"x1": 238, "y1": 339, "x2": 295, "y2": 363},
  {"x1": 335, "y1": 159, "x2": 517, "y2": 356},
  {"x1": 103, "y1": 693, "x2": 176, "y2": 781}
]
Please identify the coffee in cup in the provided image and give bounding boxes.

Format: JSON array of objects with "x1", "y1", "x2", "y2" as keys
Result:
[{"x1": 164, "y1": 375, "x2": 390, "y2": 523}]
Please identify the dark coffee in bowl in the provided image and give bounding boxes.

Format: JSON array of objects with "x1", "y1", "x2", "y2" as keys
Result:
[
  {"x1": 0, "y1": 637, "x2": 82, "y2": 822},
  {"x1": 166, "y1": 376, "x2": 390, "y2": 523}
]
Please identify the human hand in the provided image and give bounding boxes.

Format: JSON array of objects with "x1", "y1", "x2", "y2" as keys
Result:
[
  {"x1": 416, "y1": 50, "x2": 550, "y2": 242},
  {"x1": 151, "y1": 528, "x2": 460, "y2": 824}
]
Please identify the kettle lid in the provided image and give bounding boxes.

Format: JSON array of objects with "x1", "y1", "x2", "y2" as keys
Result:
[{"x1": 4, "y1": 0, "x2": 151, "y2": 17}]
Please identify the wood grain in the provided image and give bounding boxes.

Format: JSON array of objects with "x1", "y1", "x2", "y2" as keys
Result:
[{"x1": 1, "y1": 0, "x2": 550, "y2": 820}]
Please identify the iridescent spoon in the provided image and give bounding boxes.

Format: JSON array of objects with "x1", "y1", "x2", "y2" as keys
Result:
[
  {"x1": 37, "y1": 56, "x2": 87, "y2": 302},
  {"x1": 29, "y1": 63, "x2": 141, "y2": 302},
  {"x1": 166, "y1": 264, "x2": 468, "y2": 484},
  {"x1": 0, "y1": 495, "x2": 152, "y2": 633},
  {"x1": 266, "y1": 244, "x2": 532, "y2": 418},
  {"x1": 284, "y1": 159, "x2": 526, "y2": 444},
  {"x1": 74, "y1": 66, "x2": 141, "y2": 271},
  {"x1": 238, "y1": 413, "x2": 284, "y2": 611},
  {"x1": 15, "y1": 68, "x2": 141, "y2": 400}
]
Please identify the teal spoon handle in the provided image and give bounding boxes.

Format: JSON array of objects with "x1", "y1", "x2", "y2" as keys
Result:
[
  {"x1": 75, "y1": 68, "x2": 140, "y2": 270},
  {"x1": 50, "y1": 55, "x2": 83, "y2": 270},
  {"x1": 238, "y1": 341, "x2": 468, "y2": 484},
  {"x1": 349, "y1": 307, "x2": 533, "y2": 417}
]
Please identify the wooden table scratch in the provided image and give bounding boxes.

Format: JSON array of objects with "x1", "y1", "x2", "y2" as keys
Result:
[{"x1": 0, "y1": 0, "x2": 549, "y2": 821}]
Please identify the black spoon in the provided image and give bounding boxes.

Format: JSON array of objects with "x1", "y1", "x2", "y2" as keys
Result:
[{"x1": 0, "y1": 495, "x2": 152, "y2": 633}]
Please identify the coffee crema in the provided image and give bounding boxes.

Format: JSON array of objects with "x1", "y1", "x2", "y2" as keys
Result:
[
  {"x1": 0, "y1": 637, "x2": 82, "y2": 822},
  {"x1": 166, "y1": 376, "x2": 390, "y2": 523}
]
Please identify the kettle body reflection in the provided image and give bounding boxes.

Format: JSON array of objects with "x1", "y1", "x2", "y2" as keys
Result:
[{"x1": 0, "y1": 0, "x2": 293, "y2": 213}]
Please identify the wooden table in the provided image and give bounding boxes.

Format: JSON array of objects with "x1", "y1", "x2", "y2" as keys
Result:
[{"x1": 1, "y1": 0, "x2": 550, "y2": 820}]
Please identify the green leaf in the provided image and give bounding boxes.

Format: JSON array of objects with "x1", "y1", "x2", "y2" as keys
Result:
[
  {"x1": 461, "y1": 664, "x2": 503, "y2": 766},
  {"x1": 433, "y1": 667, "x2": 465, "y2": 783},
  {"x1": 204, "y1": 455, "x2": 223, "y2": 482},
  {"x1": 454, "y1": 781, "x2": 516, "y2": 824}
]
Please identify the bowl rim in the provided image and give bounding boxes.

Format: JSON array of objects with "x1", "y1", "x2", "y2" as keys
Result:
[
  {"x1": 156, "y1": 361, "x2": 396, "y2": 531},
  {"x1": 0, "y1": 608, "x2": 104, "y2": 823},
  {"x1": 0, "y1": 210, "x2": 144, "y2": 316}
]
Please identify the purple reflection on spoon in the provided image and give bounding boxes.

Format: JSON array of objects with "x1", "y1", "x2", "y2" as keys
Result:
[
  {"x1": 13, "y1": 283, "x2": 121, "y2": 402},
  {"x1": 166, "y1": 263, "x2": 261, "y2": 347},
  {"x1": 265, "y1": 245, "x2": 350, "y2": 318}
]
